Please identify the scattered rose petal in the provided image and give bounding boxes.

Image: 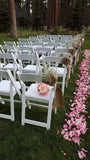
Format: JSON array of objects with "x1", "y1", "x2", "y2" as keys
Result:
[{"x1": 61, "y1": 49, "x2": 90, "y2": 159}]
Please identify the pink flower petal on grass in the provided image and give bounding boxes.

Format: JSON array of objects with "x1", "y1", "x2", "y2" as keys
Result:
[{"x1": 63, "y1": 152, "x2": 67, "y2": 156}]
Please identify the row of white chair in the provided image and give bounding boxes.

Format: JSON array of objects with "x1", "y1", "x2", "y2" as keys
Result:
[
  {"x1": 0, "y1": 38, "x2": 81, "y2": 92},
  {"x1": 0, "y1": 49, "x2": 67, "y2": 95},
  {"x1": 0, "y1": 40, "x2": 67, "y2": 57},
  {"x1": 1, "y1": 40, "x2": 72, "y2": 66},
  {"x1": 0, "y1": 34, "x2": 82, "y2": 129}
]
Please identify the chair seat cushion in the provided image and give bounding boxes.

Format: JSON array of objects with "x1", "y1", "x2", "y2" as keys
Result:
[
  {"x1": 0, "y1": 80, "x2": 21, "y2": 96},
  {"x1": 52, "y1": 67, "x2": 67, "y2": 76},
  {"x1": 3, "y1": 63, "x2": 20, "y2": 70},
  {"x1": 56, "y1": 67, "x2": 66, "y2": 75},
  {"x1": 22, "y1": 65, "x2": 41, "y2": 73},
  {"x1": 25, "y1": 83, "x2": 54, "y2": 103}
]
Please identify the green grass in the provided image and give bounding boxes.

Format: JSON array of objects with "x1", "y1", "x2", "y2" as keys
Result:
[
  {"x1": 0, "y1": 30, "x2": 90, "y2": 160},
  {"x1": 0, "y1": 27, "x2": 47, "y2": 45}
]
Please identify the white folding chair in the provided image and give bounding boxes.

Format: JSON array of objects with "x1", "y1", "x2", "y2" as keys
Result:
[
  {"x1": 29, "y1": 36, "x2": 39, "y2": 42},
  {"x1": 17, "y1": 46, "x2": 34, "y2": 55},
  {"x1": 55, "y1": 47, "x2": 68, "y2": 56},
  {"x1": 1, "y1": 44, "x2": 17, "y2": 56},
  {"x1": 17, "y1": 71, "x2": 55, "y2": 129},
  {"x1": 31, "y1": 42, "x2": 43, "y2": 48},
  {"x1": 0, "y1": 52, "x2": 19, "y2": 79},
  {"x1": 4, "y1": 41, "x2": 16, "y2": 47},
  {"x1": 35, "y1": 47, "x2": 51, "y2": 57},
  {"x1": 18, "y1": 38, "x2": 30, "y2": 43},
  {"x1": 45, "y1": 42, "x2": 54, "y2": 50},
  {"x1": 17, "y1": 53, "x2": 41, "y2": 74},
  {"x1": 43, "y1": 56, "x2": 67, "y2": 95},
  {"x1": 17, "y1": 41, "x2": 31, "y2": 47},
  {"x1": 0, "y1": 69, "x2": 21, "y2": 121},
  {"x1": 34, "y1": 47, "x2": 51, "y2": 64},
  {"x1": 37, "y1": 35, "x2": 45, "y2": 40}
]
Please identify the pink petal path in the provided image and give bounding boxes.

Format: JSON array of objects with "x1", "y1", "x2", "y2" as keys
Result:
[{"x1": 60, "y1": 49, "x2": 90, "y2": 159}]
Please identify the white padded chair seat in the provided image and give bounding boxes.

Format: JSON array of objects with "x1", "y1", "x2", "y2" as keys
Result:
[
  {"x1": 0, "y1": 80, "x2": 21, "y2": 96},
  {"x1": 22, "y1": 65, "x2": 37, "y2": 72},
  {"x1": 49, "y1": 67, "x2": 66, "y2": 76},
  {"x1": 22, "y1": 65, "x2": 41, "y2": 73},
  {"x1": 25, "y1": 83, "x2": 54, "y2": 103},
  {"x1": 56, "y1": 67, "x2": 67, "y2": 75},
  {"x1": 3, "y1": 63, "x2": 20, "y2": 70}
]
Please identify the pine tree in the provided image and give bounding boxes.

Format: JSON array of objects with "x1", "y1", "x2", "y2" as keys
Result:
[
  {"x1": 70, "y1": 0, "x2": 83, "y2": 30},
  {"x1": 0, "y1": 0, "x2": 9, "y2": 31},
  {"x1": 32, "y1": 0, "x2": 46, "y2": 30}
]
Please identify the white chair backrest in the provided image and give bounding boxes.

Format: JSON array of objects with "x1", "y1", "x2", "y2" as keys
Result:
[
  {"x1": 54, "y1": 42, "x2": 66, "y2": 48},
  {"x1": 17, "y1": 53, "x2": 40, "y2": 72},
  {"x1": 17, "y1": 71, "x2": 42, "y2": 83},
  {"x1": 47, "y1": 35, "x2": 61, "y2": 41},
  {"x1": 37, "y1": 35, "x2": 45, "y2": 40},
  {"x1": 45, "y1": 42, "x2": 54, "y2": 49},
  {"x1": 18, "y1": 38, "x2": 29, "y2": 43},
  {"x1": 35, "y1": 47, "x2": 51, "y2": 56},
  {"x1": 31, "y1": 42, "x2": 43, "y2": 48},
  {"x1": 0, "y1": 52, "x2": 14, "y2": 65},
  {"x1": 43, "y1": 39, "x2": 51, "y2": 44},
  {"x1": 17, "y1": 41, "x2": 31, "y2": 47},
  {"x1": 35, "y1": 47, "x2": 51, "y2": 52},
  {"x1": 43, "y1": 56, "x2": 63, "y2": 69},
  {"x1": 18, "y1": 53, "x2": 38, "y2": 62},
  {"x1": 55, "y1": 47, "x2": 68, "y2": 56},
  {"x1": 2, "y1": 45, "x2": 16, "y2": 52},
  {"x1": 1, "y1": 45, "x2": 17, "y2": 57},
  {"x1": 4, "y1": 41, "x2": 16, "y2": 47},
  {"x1": 18, "y1": 46, "x2": 34, "y2": 54},
  {"x1": 2, "y1": 53, "x2": 14, "y2": 63},
  {"x1": 44, "y1": 56, "x2": 62, "y2": 64},
  {"x1": 29, "y1": 36, "x2": 39, "y2": 42}
]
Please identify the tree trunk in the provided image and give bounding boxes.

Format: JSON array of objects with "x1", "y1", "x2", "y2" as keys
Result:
[
  {"x1": 47, "y1": 0, "x2": 52, "y2": 29},
  {"x1": 58, "y1": 0, "x2": 61, "y2": 25},
  {"x1": 47, "y1": 0, "x2": 61, "y2": 28},
  {"x1": 55, "y1": 0, "x2": 58, "y2": 26},
  {"x1": 9, "y1": 0, "x2": 17, "y2": 38}
]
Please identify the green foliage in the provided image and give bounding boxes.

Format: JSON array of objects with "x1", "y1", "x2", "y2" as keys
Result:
[
  {"x1": 0, "y1": 0, "x2": 9, "y2": 32},
  {"x1": 51, "y1": 26, "x2": 60, "y2": 35},
  {"x1": 32, "y1": 0, "x2": 46, "y2": 31},
  {"x1": 0, "y1": 0, "x2": 9, "y2": 19},
  {"x1": 70, "y1": 0, "x2": 83, "y2": 31}
]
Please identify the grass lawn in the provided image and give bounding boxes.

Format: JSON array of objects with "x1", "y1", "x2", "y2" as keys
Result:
[{"x1": 0, "y1": 30, "x2": 90, "y2": 160}]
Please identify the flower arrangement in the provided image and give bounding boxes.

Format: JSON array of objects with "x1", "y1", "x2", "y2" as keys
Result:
[
  {"x1": 42, "y1": 68, "x2": 64, "y2": 108},
  {"x1": 42, "y1": 68, "x2": 57, "y2": 86},
  {"x1": 37, "y1": 83, "x2": 50, "y2": 96}
]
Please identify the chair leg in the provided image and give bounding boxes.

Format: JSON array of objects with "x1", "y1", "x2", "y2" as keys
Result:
[
  {"x1": 62, "y1": 75, "x2": 66, "y2": 95},
  {"x1": 46, "y1": 96, "x2": 53, "y2": 130},
  {"x1": 21, "y1": 84, "x2": 26, "y2": 126},
  {"x1": 54, "y1": 107, "x2": 57, "y2": 114},
  {"x1": 10, "y1": 96, "x2": 15, "y2": 121},
  {"x1": 66, "y1": 78, "x2": 68, "y2": 88},
  {"x1": 10, "y1": 84, "x2": 15, "y2": 121}
]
